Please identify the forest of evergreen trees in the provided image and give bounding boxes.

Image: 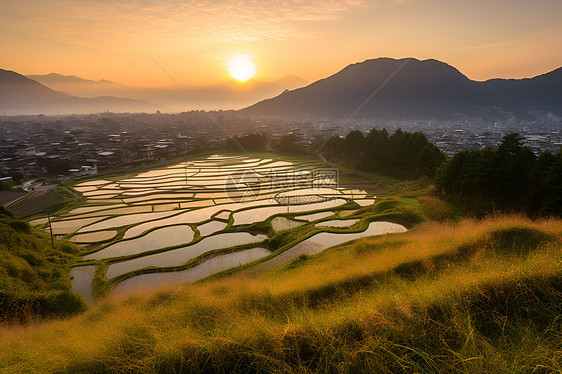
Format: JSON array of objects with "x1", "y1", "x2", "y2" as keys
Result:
[
  {"x1": 435, "y1": 133, "x2": 562, "y2": 216},
  {"x1": 322, "y1": 129, "x2": 445, "y2": 179},
  {"x1": 225, "y1": 133, "x2": 268, "y2": 151},
  {"x1": 321, "y1": 129, "x2": 561, "y2": 216}
]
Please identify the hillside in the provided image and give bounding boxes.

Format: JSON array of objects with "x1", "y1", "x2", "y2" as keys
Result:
[
  {"x1": 243, "y1": 57, "x2": 562, "y2": 120},
  {"x1": 0, "y1": 192, "x2": 560, "y2": 372},
  {"x1": 0, "y1": 69, "x2": 160, "y2": 115},
  {"x1": 0, "y1": 207, "x2": 86, "y2": 322}
]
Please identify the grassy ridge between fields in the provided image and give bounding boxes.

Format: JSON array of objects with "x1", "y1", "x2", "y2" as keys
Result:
[{"x1": 0, "y1": 213, "x2": 560, "y2": 373}]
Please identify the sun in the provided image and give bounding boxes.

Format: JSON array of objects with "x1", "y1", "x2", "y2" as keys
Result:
[{"x1": 228, "y1": 54, "x2": 256, "y2": 82}]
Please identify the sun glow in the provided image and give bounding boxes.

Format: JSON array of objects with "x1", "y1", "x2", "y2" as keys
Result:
[{"x1": 227, "y1": 54, "x2": 256, "y2": 82}]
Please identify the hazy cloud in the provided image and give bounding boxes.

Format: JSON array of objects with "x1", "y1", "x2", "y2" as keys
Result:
[
  {"x1": 4, "y1": 0, "x2": 365, "y2": 50},
  {"x1": 464, "y1": 40, "x2": 513, "y2": 51}
]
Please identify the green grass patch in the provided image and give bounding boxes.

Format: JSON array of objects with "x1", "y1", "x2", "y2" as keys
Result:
[{"x1": 0, "y1": 207, "x2": 87, "y2": 322}]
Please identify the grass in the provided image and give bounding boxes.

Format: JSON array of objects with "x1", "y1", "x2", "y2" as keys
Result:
[
  {"x1": 0, "y1": 207, "x2": 87, "y2": 322},
  {"x1": 0, "y1": 214, "x2": 560, "y2": 373}
]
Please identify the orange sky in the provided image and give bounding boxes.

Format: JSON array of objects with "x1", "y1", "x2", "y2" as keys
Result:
[{"x1": 1, "y1": 0, "x2": 561, "y2": 87}]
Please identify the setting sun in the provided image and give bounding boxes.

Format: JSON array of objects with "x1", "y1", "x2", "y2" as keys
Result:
[{"x1": 228, "y1": 54, "x2": 256, "y2": 82}]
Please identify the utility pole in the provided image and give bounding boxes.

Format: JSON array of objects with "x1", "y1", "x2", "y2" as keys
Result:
[{"x1": 47, "y1": 213, "x2": 55, "y2": 250}]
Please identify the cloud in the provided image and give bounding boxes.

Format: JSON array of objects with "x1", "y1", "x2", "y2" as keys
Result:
[
  {"x1": 5, "y1": 0, "x2": 365, "y2": 50},
  {"x1": 463, "y1": 40, "x2": 513, "y2": 51}
]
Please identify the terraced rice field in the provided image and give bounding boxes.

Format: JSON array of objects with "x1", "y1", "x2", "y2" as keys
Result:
[
  {"x1": 113, "y1": 247, "x2": 271, "y2": 297},
  {"x1": 315, "y1": 219, "x2": 360, "y2": 228},
  {"x1": 37, "y1": 155, "x2": 399, "y2": 301},
  {"x1": 70, "y1": 230, "x2": 117, "y2": 243},
  {"x1": 250, "y1": 221, "x2": 408, "y2": 273}
]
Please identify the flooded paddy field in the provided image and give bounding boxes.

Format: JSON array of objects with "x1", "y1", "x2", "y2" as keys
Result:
[{"x1": 35, "y1": 154, "x2": 398, "y2": 300}]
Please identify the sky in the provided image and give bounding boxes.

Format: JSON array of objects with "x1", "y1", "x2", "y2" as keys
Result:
[{"x1": 1, "y1": 0, "x2": 562, "y2": 87}]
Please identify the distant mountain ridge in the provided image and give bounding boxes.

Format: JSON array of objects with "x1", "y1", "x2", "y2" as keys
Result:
[
  {"x1": 27, "y1": 72, "x2": 117, "y2": 85},
  {"x1": 26, "y1": 73, "x2": 309, "y2": 112},
  {"x1": 5, "y1": 59, "x2": 562, "y2": 117},
  {"x1": 1, "y1": 69, "x2": 159, "y2": 115},
  {"x1": 242, "y1": 57, "x2": 562, "y2": 120}
]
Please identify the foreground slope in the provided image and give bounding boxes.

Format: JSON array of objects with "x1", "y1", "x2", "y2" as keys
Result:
[
  {"x1": 0, "y1": 207, "x2": 86, "y2": 322},
  {"x1": 0, "y1": 200, "x2": 560, "y2": 373}
]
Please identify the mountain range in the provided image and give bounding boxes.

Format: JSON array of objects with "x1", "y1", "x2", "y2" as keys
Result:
[
  {"x1": 0, "y1": 70, "x2": 308, "y2": 115},
  {"x1": 0, "y1": 69, "x2": 159, "y2": 115},
  {"x1": 26, "y1": 73, "x2": 308, "y2": 113},
  {"x1": 243, "y1": 58, "x2": 562, "y2": 120},
  {"x1": 2, "y1": 58, "x2": 561, "y2": 119}
]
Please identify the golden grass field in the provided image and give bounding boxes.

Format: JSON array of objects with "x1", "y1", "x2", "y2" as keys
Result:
[{"x1": 1, "y1": 213, "x2": 561, "y2": 373}]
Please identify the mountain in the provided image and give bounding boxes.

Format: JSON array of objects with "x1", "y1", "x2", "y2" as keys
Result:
[
  {"x1": 242, "y1": 58, "x2": 562, "y2": 120},
  {"x1": 27, "y1": 72, "x2": 118, "y2": 86},
  {"x1": 27, "y1": 73, "x2": 309, "y2": 112},
  {"x1": 26, "y1": 73, "x2": 124, "y2": 98},
  {"x1": 1, "y1": 69, "x2": 160, "y2": 115}
]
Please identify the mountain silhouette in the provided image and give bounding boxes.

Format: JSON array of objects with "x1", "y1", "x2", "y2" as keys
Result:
[
  {"x1": 242, "y1": 58, "x2": 562, "y2": 120},
  {"x1": 1, "y1": 69, "x2": 160, "y2": 115},
  {"x1": 27, "y1": 72, "x2": 119, "y2": 86},
  {"x1": 26, "y1": 73, "x2": 309, "y2": 112}
]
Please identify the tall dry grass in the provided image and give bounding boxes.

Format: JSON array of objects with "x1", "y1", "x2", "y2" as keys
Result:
[{"x1": 0, "y1": 215, "x2": 560, "y2": 373}]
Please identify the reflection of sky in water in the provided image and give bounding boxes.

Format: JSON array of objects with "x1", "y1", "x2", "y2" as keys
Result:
[
  {"x1": 113, "y1": 247, "x2": 271, "y2": 297},
  {"x1": 106, "y1": 232, "x2": 268, "y2": 278},
  {"x1": 70, "y1": 266, "x2": 96, "y2": 304},
  {"x1": 84, "y1": 225, "x2": 194, "y2": 260}
]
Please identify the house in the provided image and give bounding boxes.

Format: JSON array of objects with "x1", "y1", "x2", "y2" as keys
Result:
[
  {"x1": 80, "y1": 164, "x2": 97, "y2": 175},
  {"x1": 69, "y1": 163, "x2": 98, "y2": 176},
  {"x1": 15, "y1": 144, "x2": 36, "y2": 156}
]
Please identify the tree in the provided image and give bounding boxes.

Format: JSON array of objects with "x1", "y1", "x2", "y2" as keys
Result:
[
  {"x1": 276, "y1": 134, "x2": 303, "y2": 154},
  {"x1": 342, "y1": 130, "x2": 364, "y2": 165},
  {"x1": 541, "y1": 152, "x2": 562, "y2": 215},
  {"x1": 434, "y1": 133, "x2": 561, "y2": 217},
  {"x1": 225, "y1": 133, "x2": 267, "y2": 151},
  {"x1": 324, "y1": 128, "x2": 445, "y2": 179},
  {"x1": 497, "y1": 133, "x2": 524, "y2": 157}
]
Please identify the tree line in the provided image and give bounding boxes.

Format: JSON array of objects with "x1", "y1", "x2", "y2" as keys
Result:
[
  {"x1": 224, "y1": 133, "x2": 308, "y2": 154},
  {"x1": 322, "y1": 128, "x2": 445, "y2": 179},
  {"x1": 435, "y1": 133, "x2": 562, "y2": 216}
]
